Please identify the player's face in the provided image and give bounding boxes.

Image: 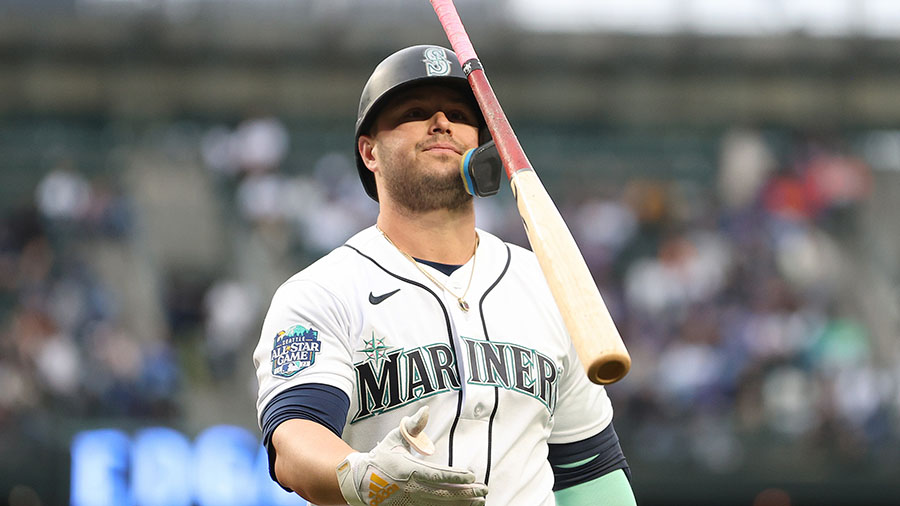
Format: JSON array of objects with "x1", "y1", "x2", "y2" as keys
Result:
[{"x1": 360, "y1": 85, "x2": 481, "y2": 212}]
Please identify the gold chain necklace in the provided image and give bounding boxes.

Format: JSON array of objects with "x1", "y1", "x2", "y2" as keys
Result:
[{"x1": 377, "y1": 226, "x2": 479, "y2": 312}]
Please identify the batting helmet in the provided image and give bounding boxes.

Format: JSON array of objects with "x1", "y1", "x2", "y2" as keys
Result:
[{"x1": 354, "y1": 44, "x2": 486, "y2": 201}]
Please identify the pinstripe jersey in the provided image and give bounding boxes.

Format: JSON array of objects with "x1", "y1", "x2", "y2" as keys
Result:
[{"x1": 253, "y1": 225, "x2": 614, "y2": 505}]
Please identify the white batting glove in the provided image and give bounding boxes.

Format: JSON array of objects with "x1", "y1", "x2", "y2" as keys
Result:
[{"x1": 335, "y1": 406, "x2": 488, "y2": 506}]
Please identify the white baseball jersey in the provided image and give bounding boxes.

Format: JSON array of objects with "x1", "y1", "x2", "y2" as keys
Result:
[{"x1": 254, "y1": 226, "x2": 614, "y2": 505}]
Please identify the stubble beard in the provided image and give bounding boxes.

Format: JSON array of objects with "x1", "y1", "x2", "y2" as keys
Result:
[{"x1": 379, "y1": 142, "x2": 473, "y2": 214}]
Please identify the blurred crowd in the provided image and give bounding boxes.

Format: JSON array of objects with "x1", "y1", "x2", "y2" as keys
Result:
[
  {"x1": 1, "y1": 117, "x2": 897, "y2": 479},
  {"x1": 585, "y1": 130, "x2": 897, "y2": 475},
  {"x1": 0, "y1": 158, "x2": 179, "y2": 425}
]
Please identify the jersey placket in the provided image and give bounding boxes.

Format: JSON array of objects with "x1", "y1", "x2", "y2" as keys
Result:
[{"x1": 446, "y1": 263, "x2": 502, "y2": 484}]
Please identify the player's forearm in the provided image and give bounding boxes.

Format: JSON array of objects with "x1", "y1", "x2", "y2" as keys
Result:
[{"x1": 272, "y1": 418, "x2": 356, "y2": 505}]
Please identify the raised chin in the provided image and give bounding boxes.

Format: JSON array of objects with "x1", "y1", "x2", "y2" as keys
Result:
[{"x1": 418, "y1": 151, "x2": 459, "y2": 170}]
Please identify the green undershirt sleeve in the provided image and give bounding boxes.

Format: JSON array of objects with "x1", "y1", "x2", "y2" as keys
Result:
[{"x1": 554, "y1": 468, "x2": 637, "y2": 506}]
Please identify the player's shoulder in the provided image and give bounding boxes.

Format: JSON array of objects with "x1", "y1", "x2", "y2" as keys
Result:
[
  {"x1": 503, "y1": 238, "x2": 535, "y2": 258},
  {"x1": 499, "y1": 235, "x2": 541, "y2": 270},
  {"x1": 473, "y1": 229, "x2": 544, "y2": 281}
]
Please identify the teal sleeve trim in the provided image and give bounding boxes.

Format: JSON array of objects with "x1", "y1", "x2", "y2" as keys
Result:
[
  {"x1": 549, "y1": 423, "x2": 630, "y2": 490},
  {"x1": 554, "y1": 469, "x2": 637, "y2": 506},
  {"x1": 555, "y1": 456, "x2": 597, "y2": 469}
]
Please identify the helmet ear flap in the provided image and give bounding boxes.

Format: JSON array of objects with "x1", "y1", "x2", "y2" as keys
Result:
[{"x1": 460, "y1": 140, "x2": 502, "y2": 198}]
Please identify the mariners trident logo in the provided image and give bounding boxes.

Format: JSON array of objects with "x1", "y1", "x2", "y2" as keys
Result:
[
  {"x1": 271, "y1": 325, "x2": 321, "y2": 377},
  {"x1": 423, "y1": 47, "x2": 452, "y2": 76}
]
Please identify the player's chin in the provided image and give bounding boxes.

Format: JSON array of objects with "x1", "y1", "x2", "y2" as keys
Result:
[
  {"x1": 394, "y1": 186, "x2": 471, "y2": 214},
  {"x1": 421, "y1": 155, "x2": 462, "y2": 176},
  {"x1": 417, "y1": 178, "x2": 471, "y2": 212},
  {"x1": 421, "y1": 155, "x2": 458, "y2": 171}
]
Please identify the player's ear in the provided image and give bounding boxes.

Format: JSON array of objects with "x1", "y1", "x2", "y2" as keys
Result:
[{"x1": 358, "y1": 135, "x2": 378, "y2": 173}]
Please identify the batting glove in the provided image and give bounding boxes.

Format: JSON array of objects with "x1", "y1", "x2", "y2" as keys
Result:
[{"x1": 335, "y1": 406, "x2": 488, "y2": 506}]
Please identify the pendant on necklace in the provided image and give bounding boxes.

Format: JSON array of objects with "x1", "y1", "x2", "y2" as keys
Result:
[{"x1": 457, "y1": 299, "x2": 470, "y2": 312}]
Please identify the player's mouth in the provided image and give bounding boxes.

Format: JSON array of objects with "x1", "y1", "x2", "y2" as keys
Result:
[{"x1": 421, "y1": 141, "x2": 463, "y2": 155}]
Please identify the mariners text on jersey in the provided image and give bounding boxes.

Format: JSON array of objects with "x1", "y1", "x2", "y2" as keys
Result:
[{"x1": 352, "y1": 336, "x2": 560, "y2": 422}]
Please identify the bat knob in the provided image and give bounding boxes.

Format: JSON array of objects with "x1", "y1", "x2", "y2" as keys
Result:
[
  {"x1": 400, "y1": 406, "x2": 436, "y2": 456},
  {"x1": 589, "y1": 354, "x2": 631, "y2": 385}
]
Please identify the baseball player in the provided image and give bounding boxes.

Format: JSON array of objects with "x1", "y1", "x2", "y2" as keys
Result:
[{"x1": 253, "y1": 45, "x2": 636, "y2": 506}]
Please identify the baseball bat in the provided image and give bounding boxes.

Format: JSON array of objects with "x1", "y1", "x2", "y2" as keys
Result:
[{"x1": 430, "y1": 0, "x2": 631, "y2": 384}]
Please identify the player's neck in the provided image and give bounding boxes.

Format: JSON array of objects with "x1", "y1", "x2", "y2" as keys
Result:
[{"x1": 376, "y1": 206, "x2": 477, "y2": 265}]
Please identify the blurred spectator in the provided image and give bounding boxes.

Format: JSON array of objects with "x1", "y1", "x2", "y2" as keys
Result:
[
  {"x1": 762, "y1": 365, "x2": 821, "y2": 437},
  {"x1": 718, "y1": 128, "x2": 776, "y2": 211},
  {"x1": 201, "y1": 114, "x2": 290, "y2": 177},
  {"x1": 294, "y1": 152, "x2": 379, "y2": 253},
  {"x1": 35, "y1": 160, "x2": 92, "y2": 222},
  {"x1": 237, "y1": 172, "x2": 292, "y2": 224},
  {"x1": 33, "y1": 332, "x2": 82, "y2": 398},
  {"x1": 623, "y1": 231, "x2": 731, "y2": 322},
  {"x1": 573, "y1": 197, "x2": 638, "y2": 271},
  {"x1": 203, "y1": 279, "x2": 260, "y2": 379},
  {"x1": 201, "y1": 125, "x2": 241, "y2": 177},
  {"x1": 233, "y1": 115, "x2": 290, "y2": 175},
  {"x1": 804, "y1": 153, "x2": 871, "y2": 212}
]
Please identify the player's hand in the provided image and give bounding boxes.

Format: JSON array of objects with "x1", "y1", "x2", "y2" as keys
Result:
[{"x1": 335, "y1": 406, "x2": 488, "y2": 506}]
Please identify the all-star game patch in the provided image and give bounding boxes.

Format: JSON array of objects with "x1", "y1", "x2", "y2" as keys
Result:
[{"x1": 271, "y1": 325, "x2": 321, "y2": 378}]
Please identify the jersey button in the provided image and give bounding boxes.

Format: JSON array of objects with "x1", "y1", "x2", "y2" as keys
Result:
[{"x1": 473, "y1": 404, "x2": 484, "y2": 417}]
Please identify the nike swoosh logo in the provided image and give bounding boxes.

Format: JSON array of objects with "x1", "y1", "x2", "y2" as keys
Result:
[{"x1": 369, "y1": 289, "x2": 400, "y2": 305}]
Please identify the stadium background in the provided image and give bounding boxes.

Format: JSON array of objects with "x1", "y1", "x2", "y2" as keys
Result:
[{"x1": 1, "y1": 1, "x2": 899, "y2": 505}]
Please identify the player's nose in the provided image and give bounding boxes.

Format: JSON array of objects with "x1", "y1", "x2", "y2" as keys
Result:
[{"x1": 428, "y1": 111, "x2": 453, "y2": 134}]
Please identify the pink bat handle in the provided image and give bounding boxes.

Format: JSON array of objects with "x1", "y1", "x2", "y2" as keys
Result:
[{"x1": 430, "y1": 0, "x2": 478, "y2": 64}]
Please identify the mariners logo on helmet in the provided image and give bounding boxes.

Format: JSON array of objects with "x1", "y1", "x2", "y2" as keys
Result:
[{"x1": 422, "y1": 47, "x2": 452, "y2": 77}]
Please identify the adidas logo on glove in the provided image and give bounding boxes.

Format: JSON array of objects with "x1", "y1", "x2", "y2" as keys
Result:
[{"x1": 369, "y1": 472, "x2": 399, "y2": 505}]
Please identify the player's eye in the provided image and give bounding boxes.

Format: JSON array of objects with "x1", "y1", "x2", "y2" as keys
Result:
[
  {"x1": 448, "y1": 109, "x2": 477, "y2": 125},
  {"x1": 403, "y1": 108, "x2": 427, "y2": 120}
]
